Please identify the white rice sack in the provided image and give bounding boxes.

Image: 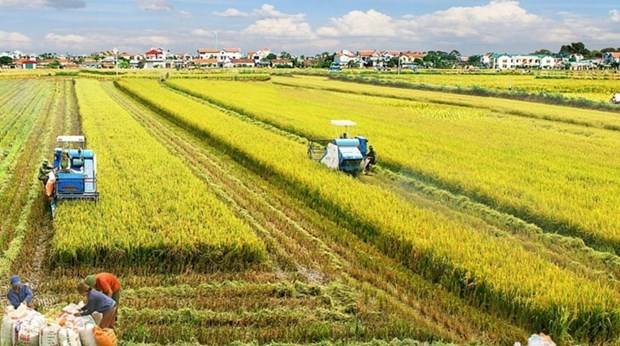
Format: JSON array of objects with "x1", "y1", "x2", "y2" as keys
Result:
[
  {"x1": 39, "y1": 324, "x2": 61, "y2": 346},
  {"x1": 58, "y1": 327, "x2": 80, "y2": 346}
]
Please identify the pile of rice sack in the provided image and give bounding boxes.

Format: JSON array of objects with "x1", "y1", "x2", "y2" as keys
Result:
[{"x1": 0, "y1": 304, "x2": 115, "y2": 346}]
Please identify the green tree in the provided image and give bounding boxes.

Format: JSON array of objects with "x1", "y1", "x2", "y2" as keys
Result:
[
  {"x1": 48, "y1": 59, "x2": 61, "y2": 69},
  {"x1": 386, "y1": 56, "x2": 399, "y2": 68},
  {"x1": 265, "y1": 53, "x2": 277, "y2": 61},
  {"x1": 279, "y1": 51, "x2": 292, "y2": 59},
  {"x1": 38, "y1": 52, "x2": 57, "y2": 60},
  {"x1": 119, "y1": 60, "x2": 130, "y2": 69},
  {"x1": 532, "y1": 49, "x2": 553, "y2": 55},
  {"x1": 559, "y1": 42, "x2": 589, "y2": 55},
  {"x1": 467, "y1": 55, "x2": 482, "y2": 66},
  {"x1": 0, "y1": 56, "x2": 13, "y2": 65}
]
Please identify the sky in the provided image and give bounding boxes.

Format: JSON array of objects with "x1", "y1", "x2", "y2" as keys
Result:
[{"x1": 0, "y1": 0, "x2": 619, "y2": 56}]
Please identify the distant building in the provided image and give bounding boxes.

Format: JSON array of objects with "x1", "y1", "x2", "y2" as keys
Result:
[
  {"x1": 488, "y1": 53, "x2": 557, "y2": 70},
  {"x1": 144, "y1": 48, "x2": 166, "y2": 69}
]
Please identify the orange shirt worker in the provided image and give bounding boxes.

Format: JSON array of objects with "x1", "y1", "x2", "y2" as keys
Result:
[{"x1": 84, "y1": 273, "x2": 121, "y2": 306}]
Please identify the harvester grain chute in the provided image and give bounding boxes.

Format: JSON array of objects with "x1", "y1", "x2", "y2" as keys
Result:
[
  {"x1": 307, "y1": 120, "x2": 371, "y2": 175},
  {"x1": 45, "y1": 135, "x2": 99, "y2": 217}
]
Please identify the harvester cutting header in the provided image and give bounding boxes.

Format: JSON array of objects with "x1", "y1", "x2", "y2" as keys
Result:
[{"x1": 307, "y1": 120, "x2": 375, "y2": 175}]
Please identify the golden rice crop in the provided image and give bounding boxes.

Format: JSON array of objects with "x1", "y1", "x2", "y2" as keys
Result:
[
  {"x1": 117, "y1": 78, "x2": 620, "y2": 342},
  {"x1": 52, "y1": 79, "x2": 265, "y2": 270},
  {"x1": 370, "y1": 72, "x2": 620, "y2": 102},
  {"x1": 167, "y1": 78, "x2": 620, "y2": 253}
]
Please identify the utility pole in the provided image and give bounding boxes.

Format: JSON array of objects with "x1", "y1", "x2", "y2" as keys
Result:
[{"x1": 113, "y1": 47, "x2": 118, "y2": 76}]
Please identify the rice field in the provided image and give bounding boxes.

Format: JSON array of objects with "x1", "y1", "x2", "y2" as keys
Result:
[{"x1": 2, "y1": 71, "x2": 620, "y2": 345}]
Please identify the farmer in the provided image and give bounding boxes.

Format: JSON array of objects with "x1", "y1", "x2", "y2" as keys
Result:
[
  {"x1": 38, "y1": 160, "x2": 53, "y2": 187},
  {"x1": 364, "y1": 145, "x2": 376, "y2": 174},
  {"x1": 6, "y1": 275, "x2": 34, "y2": 309},
  {"x1": 60, "y1": 151, "x2": 71, "y2": 172},
  {"x1": 75, "y1": 282, "x2": 117, "y2": 329},
  {"x1": 84, "y1": 273, "x2": 121, "y2": 306}
]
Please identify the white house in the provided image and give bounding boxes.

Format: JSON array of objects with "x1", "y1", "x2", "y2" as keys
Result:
[
  {"x1": 229, "y1": 58, "x2": 255, "y2": 68},
  {"x1": 358, "y1": 50, "x2": 380, "y2": 67},
  {"x1": 0, "y1": 50, "x2": 25, "y2": 59},
  {"x1": 221, "y1": 48, "x2": 242, "y2": 62},
  {"x1": 119, "y1": 53, "x2": 144, "y2": 69},
  {"x1": 197, "y1": 48, "x2": 220, "y2": 60},
  {"x1": 333, "y1": 50, "x2": 359, "y2": 67},
  {"x1": 247, "y1": 48, "x2": 271, "y2": 63},
  {"x1": 489, "y1": 53, "x2": 555, "y2": 70},
  {"x1": 399, "y1": 52, "x2": 426, "y2": 67},
  {"x1": 144, "y1": 48, "x2": 166, "y2": 69}
]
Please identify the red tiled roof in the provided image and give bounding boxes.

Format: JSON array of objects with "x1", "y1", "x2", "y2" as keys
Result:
[
  {"x1": 194, "y1": 58, "x2": 218, "y2": 64},
  {"x1": 198, "y1": 48, "x2": 219, "y2": 54},
  {"x1": 231, "y1": 58, "x2": 254, "y2": 64},
  {"x1": 358, "y1": 50, "x2": 376, "y2": 57},
  {"x1": 223, "y1": 48, "x2": 240, "y2": 53},
  {"x1": 145, "y1": 49, "x2": 161, "y2": 55},
  {"x1": 272, "y1": 59, "x2": 292, "y2": 64}
]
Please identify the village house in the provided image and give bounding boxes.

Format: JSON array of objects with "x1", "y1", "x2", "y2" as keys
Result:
[
  {"x1": 333, "y1": 50, "x2": 359, "y2": 67},
  {"x1": 399, "y1": 51, "x2": 427, "y2": 68},
  {"x1": 144, "y1": 48, "x2": 166, "y2": 69},
  {"x1": 488, "y1": 53, "x2": 557, "y2": 70},
  {"x1": 119, "y1": 53, "x2": 144, "y2": 69},
  {"x1": 358, "y1": 50, "x2": 380, "y2": 67},
  {"x1": 271, "y1": 58, "x2": 293, "y2": 68},
  {"x1": 247, "y1": 48, "x2": 271, "y2": 63},
  {"x1": 193, "y1": 58, "x2": 218, "y2": 68},
  {"x1": 228, "y1": 58, "x2": 255, "y2": 68}
]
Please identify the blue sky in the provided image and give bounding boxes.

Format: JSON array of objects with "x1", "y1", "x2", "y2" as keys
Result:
[{"x1": 1, "y1": 0, "x2": 619, "y2": 55}]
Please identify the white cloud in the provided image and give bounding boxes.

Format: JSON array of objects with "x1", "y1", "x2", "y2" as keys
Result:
[
  {"x1": 136, "y1": 0, "x2": 171, "y2": 11},
  {"x1": 191, "y1": 29, "x2": 213, "y2": 37},
  {"x1": 213, "y1": 8, "x2": 250, "y2": 17},
  {"x1": 178, "y1": 10, "x2": 191, "y2": 18},
  {"x1": 317, "y1": 10, "x2": 395, "y2": 37},
  {"x1": 45, "y1": 33, "x2": 85, "y2": 44},
  {"x1": 242, "y1": 4, "x2": 313, "y2": 39},
  {"x1": 254, "y1": 4, "x2": 293, "y2": 18},
  {"x1": 0, "y1": 31, "x2": 31, "y2": 47},
  {"x1": 245, "y1": 17, "x2": 315, "y2": 38},
  {"x1": 611, "y1": 9, "x2": 620, "y2": 23}
]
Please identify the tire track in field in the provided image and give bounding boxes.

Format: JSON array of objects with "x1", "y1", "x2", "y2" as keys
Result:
[
  {"x1": 9, "y1": 80, "x2": 73, "y2": 308},
  {"x1": 107, "y1": 81, "x2": 528, "y2": 344},
  {"x1": 0, "y1": 82, "x2": 55, "y2": 252}
]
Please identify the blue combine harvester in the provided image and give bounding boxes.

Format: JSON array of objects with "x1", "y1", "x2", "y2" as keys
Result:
[
  {"x1": 48, "y1": 135, "x2": 99, "y2": 217},
  {"x1": 307, "y1": 120, "x2": 369, "y2": 175}
]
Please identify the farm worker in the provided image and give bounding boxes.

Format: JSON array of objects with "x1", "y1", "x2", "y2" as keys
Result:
[
  {"x1": 75, "y1": 282, "x2": 117, "y2": 329},
  {"x1": 85, "y1": 273, "x2": 121, "y2": 306},
  {"x1": 60, "y1": 151, "x2": 71, "y2": 172},
  {"x1": 6, "y1": 275, "x2": 34, "y2": 309},
  {"x1": 38, "y1": 160, "x2": 53, "y2": 186},
  {"x1": 45, "y1": 171, "x2": 56, "y2": 197},
  {"x1": 364, "y1": 145, "x2": 376, "y2": 174}
]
